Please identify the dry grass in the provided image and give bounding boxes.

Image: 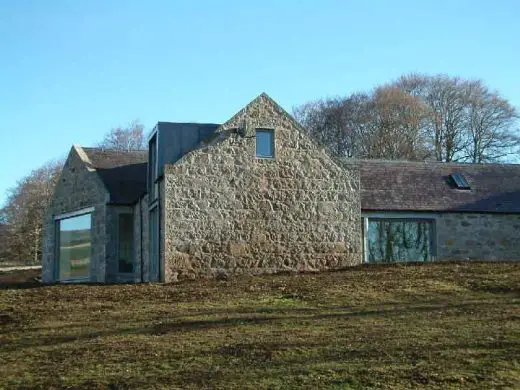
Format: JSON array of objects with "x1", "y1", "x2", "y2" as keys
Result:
[{"x1": 1, "y1": 262, "x2": 519, "y2": 389}]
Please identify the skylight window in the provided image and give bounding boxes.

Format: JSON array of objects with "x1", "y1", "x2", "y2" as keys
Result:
[{"x1": 450, "y1": 173, "x2": 470, "y2": 190}]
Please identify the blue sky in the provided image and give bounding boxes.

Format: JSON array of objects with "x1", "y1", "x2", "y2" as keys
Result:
[{"x1": 1, "y1": 0, "x2": 519, "y2": 205}]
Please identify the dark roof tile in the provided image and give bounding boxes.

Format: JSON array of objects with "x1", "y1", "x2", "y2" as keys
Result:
[
  {"x1": 355, "y1": 160, "x2": 520, "y2": 213},
  {"x1": 82, "y1": 147, "x2": 147, "y2": 169},
  {"x1": 82, "y1": 147, "x2": 148, "y2": 205}
]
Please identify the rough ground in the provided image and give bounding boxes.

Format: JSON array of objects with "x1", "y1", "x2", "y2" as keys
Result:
[{"x1": 0, "y1": 262, "x2": 519, "y2": 389}]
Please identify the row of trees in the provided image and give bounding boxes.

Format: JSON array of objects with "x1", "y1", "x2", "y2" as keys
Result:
[
  {"x1": 294, "y1": 74, "x2": 519, "y2": 163},
  {"x1": 0, "y1": 162, "x2": 63, "y2": 264},
  {"x1": 0, "y1": 122, "x2": 146, "y2": 265}
]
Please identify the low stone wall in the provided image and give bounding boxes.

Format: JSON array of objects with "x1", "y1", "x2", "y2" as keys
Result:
[{"x1": 437, "y1": 213, "x2": 520, "y2": 261}]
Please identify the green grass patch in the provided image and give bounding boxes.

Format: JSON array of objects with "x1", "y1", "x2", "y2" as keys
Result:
[{"x1": 0, "y1": 262, "x2": 519, "y2": 389}]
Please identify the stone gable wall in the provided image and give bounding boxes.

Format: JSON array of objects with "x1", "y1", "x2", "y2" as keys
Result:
[
  {"x1": 41, "y1": 147, "x2": 109, "y2": 283},
  {"x1": 163, "y1": 94, "x2": 362, "y2": 281},
  {"x1": 437, "y1": 213, "x2": 520, "y2": 260}
]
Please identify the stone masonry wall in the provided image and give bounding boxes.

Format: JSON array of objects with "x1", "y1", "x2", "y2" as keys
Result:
[
  {"x1": 163, "y1": 94, "x2": 362, "y2": 281},
  {"x1": 41, "y1": 146, "x2": 109, "y2": 283},
  {"x1": 437, "y1": 213, "x2": 520, "y2": 260}
]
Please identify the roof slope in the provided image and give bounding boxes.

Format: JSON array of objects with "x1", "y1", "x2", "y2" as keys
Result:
[
  {"x1": 82, "y1": 147, "x2": 148, "y2": 169},
  {"x1": 357, "y1": 160, "x2": 520, "y2": 213},
  {"x1": 81, "y1": 147, "x2": 148, "y2": 205}
]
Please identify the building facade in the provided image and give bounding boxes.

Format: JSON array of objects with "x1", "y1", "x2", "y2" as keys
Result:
[{"x1": 41, "y1": 94, "x2": 520, "y2": 283}]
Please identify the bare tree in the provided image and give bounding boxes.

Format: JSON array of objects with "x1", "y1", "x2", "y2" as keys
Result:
[
  {"x1": 0, "y1": 160, "x2": 63, "y2": 264},
  {"x1": 338, "y1": 93, "x2": 375, "y2": 158},
  {"x1": 0, "y1": 219, "x2": 8, "y2": 263},
  {"x1": 397, "y1": 74, "x2": 520, "y2": 163},
  {"x1": 394, "y1": 72, "x2": 429, "y2": 98},
  {"x1": 99, "y1": 120, "x2": 146, "y2": 150},
  {"x1": 464, "y1": 80, "x2": 519, "y2": 163},
  {"x1": 293, "y1": 87, "x2": 431, "y2": 161},
  {"x1": 397, "y1": 74, "x2": 471, "y2": 161},
  {"x1": 294, "y1": 94, "x2": 373, "y2": 158},
  {"x1": 369, "y1": 86, "x2": 431, "y2": 160},
  {"x1": 295, "y1": 73, "x2": 520, "y2": 164},
  {"x1": 428, "y1": 76, "x2": 470, "y2": 162}
]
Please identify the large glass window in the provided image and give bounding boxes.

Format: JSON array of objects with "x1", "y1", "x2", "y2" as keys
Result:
[
  {"x1": 57, "y1": 213, "x2": 91, "y2": 280},
  {"x1": 366, "y1": 218, "x2": 435, "y2": 263},
  {"x1": 256, "y1": 129, "x2": 274, "y2": 158},
  {"x1": 118, "y1": 214, "x2": 134, "y2": 274}
]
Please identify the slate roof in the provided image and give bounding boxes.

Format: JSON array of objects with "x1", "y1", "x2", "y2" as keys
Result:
[
  {"x1": 78, "y1": 145, "x2": 520, "y2": 213},
  {"x1": 356, "y1": 160, "x2": 520, "y2": 213},
  {"x1": 81, "y1": 147, "x2": 148, "y2": 205}
]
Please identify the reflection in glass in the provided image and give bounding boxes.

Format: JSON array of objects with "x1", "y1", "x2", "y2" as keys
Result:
[
  {"x1": 256, "y1": 129, "x2": 274, "y2": 158},
  {"x1": 367, "y1": 219, "x2": 434, "y2": 263},
  {"x1": 58, "y1": 213, "x2": 91, "y2": 280}
]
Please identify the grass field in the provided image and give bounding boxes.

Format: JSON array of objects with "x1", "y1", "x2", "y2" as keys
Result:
[{"x1": 1, "y1": 262, "x2": 519, "y2": 389}]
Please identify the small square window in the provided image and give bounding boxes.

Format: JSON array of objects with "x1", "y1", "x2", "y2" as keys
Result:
[{"x1": 256, "y1": 129, "x2": 274, "y2": 158}]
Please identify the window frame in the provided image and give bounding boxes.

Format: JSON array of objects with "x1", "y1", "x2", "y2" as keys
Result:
[
  {"x1": 54, "y1": 207, "x2": 94, "y2": 283},
  {"x1": 148, "y1": 133, "x2": 158, "y2": 201},
  {"x1": 361, "y1": 212, "x2": 438, "y2": 264},
  {"x1": 116, "y1": 211, "x2": 135, "y2": 275},
  {"x1": 149, "y1": 204, "x2": 161, "y2": 282},
  {"x1": 450, "y1": 173, "x2": 471, "y2": 190},
  {"x1": 255, "y1": 128, "x2": 275, "y2": 159}
]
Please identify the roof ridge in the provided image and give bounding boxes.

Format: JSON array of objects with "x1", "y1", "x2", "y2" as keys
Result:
[
  {"x1": 348, "y1": 158, "x2": 520, "y2": 167},
  {"x1": 81, "y1": 146, "x2": 148, "y2": 153},
  {"x1": 156, "y1": 121, "x2": 221, "y2": 126},
  {"x1": 72, "y1": 145, "x2": 93, "y2": 167}
]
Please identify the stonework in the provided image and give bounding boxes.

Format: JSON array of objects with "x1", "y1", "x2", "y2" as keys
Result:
[
  {"x1": 41, "y1": 146, "x2": 109, "y2": 283},
  {"x1": 437, "y1": 213, "x2": 520, "y2": 260},
  {"x1": 163, "y1": 94, "x2": 362, "y2": 281},
  {"x1": 41, "y1": 95, "x2": 520, "y2": 285}
]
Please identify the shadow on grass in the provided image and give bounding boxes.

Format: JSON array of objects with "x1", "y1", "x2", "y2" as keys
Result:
[
  {"x1": 468, "y1": 284, "x2": 520, "y2": 295},
  {"x1": 0, "y1": 281, "x2": 45, "y2": 290},
  {"x1": 2, "y1": 299, "x2": 515, "y2": 352},
  {"x1": 0, "y1": 269, "x2": 43, "y2": 290},
  {"x1": 6, "y1": 336, "x2": 519, "y2": 390}
]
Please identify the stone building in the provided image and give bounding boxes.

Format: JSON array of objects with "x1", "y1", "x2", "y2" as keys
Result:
[{"x1": 41, "y1": 93, "x2": 520, "y2": 283}]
